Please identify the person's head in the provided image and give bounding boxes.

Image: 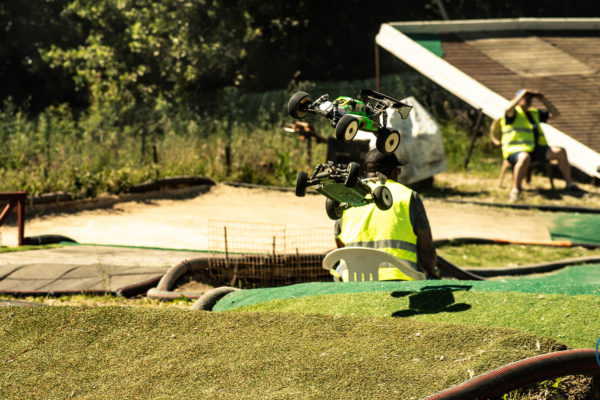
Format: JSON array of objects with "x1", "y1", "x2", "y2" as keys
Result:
[
  {"x1": 515, "y1": 89, "x2": 533, "y2": 109},
  {"x1": 363, "y1": 148, "x2": 406, "y2": 180}
]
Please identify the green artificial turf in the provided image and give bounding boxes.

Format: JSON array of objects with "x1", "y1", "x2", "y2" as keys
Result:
[
  {"x1": 213, "y1": 265, "x2": 600, "y2": 349},
  {"x1": 0, "y1": 306, "x2": 565, "y2": 400},
  {"x1": 220, "y1": 290, "x2": 599, "y2": 349},
  {"x1": 215, "y1": 265, "x2": 600, "y2": 312}
]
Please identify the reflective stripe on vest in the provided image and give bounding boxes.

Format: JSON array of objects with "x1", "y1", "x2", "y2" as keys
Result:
[
  {"x1": 338, "y1": 180, "x2": 418, "y2": 280},
  {"x1": 501, "y1": 106, "x2": 547, "y2": 159}
]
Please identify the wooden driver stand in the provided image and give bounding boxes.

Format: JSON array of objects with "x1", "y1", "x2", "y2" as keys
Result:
[{"x1": 0, "y1": 192, "x2": 27, "y2": 246}]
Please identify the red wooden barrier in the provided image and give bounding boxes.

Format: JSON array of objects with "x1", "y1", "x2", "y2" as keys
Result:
[{"x1": 0, "y1": 192, "x2": 27, "y2": 246}]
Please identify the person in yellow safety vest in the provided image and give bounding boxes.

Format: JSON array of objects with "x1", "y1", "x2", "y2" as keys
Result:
[
  {"x1": 333, "y1": 149, "x2": 439, "y2": 281},
  {"x1": 502, "y1": 88, "x2": 579, "y2": 202}
]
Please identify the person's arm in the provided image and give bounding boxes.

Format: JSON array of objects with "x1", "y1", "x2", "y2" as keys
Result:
[
  {"x1": 534, "y1": 92, "x2": 560, "y2": 118},
  {"x1": 409, "y1": 193, "x2": 438, "y2": 278},
  {"x1": 489, "y1": 118, "x2": 501, "y2": 147},
  {"x1": 334, "y1": 219, "x2": 345, "y2": 248},
  {"x1": 505, "y1": 89, "x2": 530, "y2": 119},
  {"x1": 416, "y1": 228, "x2": 438, "y2": 278}
]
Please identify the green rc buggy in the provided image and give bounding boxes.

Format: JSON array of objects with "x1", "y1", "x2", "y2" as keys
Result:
[
  {"x1": 287, "y1": 89, "x2": 412, "y2": 154},
  {"x1": 295, "y1": 161, "x2": 393, "y2": 220}
]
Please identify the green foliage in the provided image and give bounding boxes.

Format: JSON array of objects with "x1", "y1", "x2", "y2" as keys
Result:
[
  {"x1": 1, "y1": 1, "x2": 578, "y2": 198},
  {"x1": 43, "y1": 0, "x2": 259, "y2": 112},
  {"x1": 438, "y1": 119, "x2": 499, "y2": 176}
]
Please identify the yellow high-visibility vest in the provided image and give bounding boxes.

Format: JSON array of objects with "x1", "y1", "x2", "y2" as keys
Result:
[
  {"x1": 338, "y1": 180, "x2": 418, "y2": 281},
  {"x1": 501, "y1": 106, "x2": 548, "y2": 159}
]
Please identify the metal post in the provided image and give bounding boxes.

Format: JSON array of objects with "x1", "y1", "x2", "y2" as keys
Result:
[
  {"x1": 375, "y1": 43, "x2": 381, "y2": 92},
  {"x1": 45, "y1": 114, "x2": 50, "y2": 180},
  {"x1": 226, "y1": 105, "x2": 233, "y2": 176},
  {"x1": 434, "y1": 0, "x2": 450, "y2": 20},
  {"x1": 17, "y1": 197, "x2": 25, "y2": 246},
  {"x1": 464, "y1": 109, "x2": 483, "y2": 169}
]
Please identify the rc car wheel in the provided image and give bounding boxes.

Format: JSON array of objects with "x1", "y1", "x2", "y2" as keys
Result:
[
  {"x1": 376, "y1": 129, "x2": 401, "y2": 154},
  {"x1": 344, "y1": 162, "x2": 360, "y2": 187},
  {"x1": 295, "y1": 171, "x2": 308, "y2": 197},
  {"x1": 288, "y1": 91, "x2": 313, "y2": 119},
  {"x1": 325, "y1": 198, "x2": 344, "y2": 220},
  {"x1": 335, "y1": 114, "x2": 359, "y2": 142},
  {"x1": 373, "y1": 185, "x2": 393, "y2": 211}
]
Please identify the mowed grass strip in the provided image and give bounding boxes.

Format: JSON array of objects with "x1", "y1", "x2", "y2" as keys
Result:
[
  {"x1": 437, "y1": 243, "x2": 600, "y2": 268},
  {"x1": 1, "y1": 306, "x2": 564, "y2": 400},
  {"x1": 0, "y1": 244, "x2": 63, "y2": 253},
  {"x1": 224, "y1": 291, "x2": 600, "y2": 349}
]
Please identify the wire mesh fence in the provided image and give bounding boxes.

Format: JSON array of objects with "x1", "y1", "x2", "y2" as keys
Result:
[{"x1": 207, "y1": 220, "x2": 335, "y2": 288}]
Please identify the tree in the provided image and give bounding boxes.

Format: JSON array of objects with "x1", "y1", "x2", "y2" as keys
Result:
[
  {"x1": 0, "y1": 0, "x2": 85, "y2": 112},
  {"x1": 43, "y1": 0, "x2": 259, "y2": 114}
]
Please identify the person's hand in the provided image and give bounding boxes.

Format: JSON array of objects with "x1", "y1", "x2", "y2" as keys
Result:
[{"x1": 527, "y1": 89, "x2": 543, "y2": 98}]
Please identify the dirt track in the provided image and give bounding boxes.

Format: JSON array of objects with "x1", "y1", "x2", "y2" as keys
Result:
[{"x1": 1, "y1": 184, "x2": 551, "y2": 249}]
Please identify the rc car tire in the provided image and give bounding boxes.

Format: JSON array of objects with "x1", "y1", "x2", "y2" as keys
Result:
[
  {"x1": 288, "y1": 91, "x2": 313, "y2": 119},
  {"x1": 295, "y1": 171, "x2": 309, "y2": 197},
  {"x1": 335, "y1": 114, "x2": 359, "y2": 142},
  {"x1": 376, "y1": 129, "x2": 401, "y2": 154},
  {"x1": 344, "y1": 162, "x2": 361, "y2": 187},
  {"x1": 373, "y1": 185, "x2": 393, "y2": 210},
  {"x1": 325, "y1": 198, "x2": 344, "y2": 220}
]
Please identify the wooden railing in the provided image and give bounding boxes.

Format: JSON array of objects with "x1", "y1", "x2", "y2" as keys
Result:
[{"x1": 0, "y1": 192, "x2": 27, "y2": 246}]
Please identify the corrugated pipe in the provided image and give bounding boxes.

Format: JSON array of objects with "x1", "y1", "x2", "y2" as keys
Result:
[{"x1": 423, "y1": 349, "x2": 600, "y2": 400}]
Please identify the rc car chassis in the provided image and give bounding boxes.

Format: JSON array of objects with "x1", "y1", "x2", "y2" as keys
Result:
[
  {"x1": 295, "y1": 161, "x2": 393, "y2": 220},
  {"x1": 287, "y1": 89, "x2": 412, "y2": 154}
]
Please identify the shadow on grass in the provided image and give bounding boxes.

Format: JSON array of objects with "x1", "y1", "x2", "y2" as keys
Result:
[
  {"x1": 527, "y1": 187, "x2": 588, "y2": 201},
  {"x1": 391, "y1": 284, "x2": 472, "y2": 317}
]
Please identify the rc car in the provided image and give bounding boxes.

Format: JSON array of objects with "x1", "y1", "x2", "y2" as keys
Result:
[
  {"x1": 287, "y1": 89, "x2": 413, "y2": 154},
  {"x1": 295, "y1": 161, "x2": 393, "y2": 220}
]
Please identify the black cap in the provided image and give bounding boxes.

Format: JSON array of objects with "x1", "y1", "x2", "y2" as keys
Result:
[{"x1": 363, "y1": 149, "x2": 407, "y2": 174}]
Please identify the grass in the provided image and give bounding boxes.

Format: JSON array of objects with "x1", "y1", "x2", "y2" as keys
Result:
[
  {"x1": 437, "y1": 243, "x2": 600, "y2": 268},
  {"x1": 1, "y1": 293, "x2": 195, "y2": 308},
  {"x1": 427, "y1": 170, "x2": 600, "y2": 208},
  {"x1": 0, "y1": 306, "x2": 566, "y2": 400},
  {"x1": 221, "y1": 290, "x2": 599, "y2": 349}
]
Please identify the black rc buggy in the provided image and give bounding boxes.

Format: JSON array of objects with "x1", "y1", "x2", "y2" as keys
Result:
[
  {"x1": 287, "y1": 89, "x2": 412, "y2": 154},
  {"x1": 295, "y1": 161, "x2": 393, "y2": 220}
]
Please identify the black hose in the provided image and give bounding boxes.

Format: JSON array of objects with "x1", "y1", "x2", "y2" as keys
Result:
[
  {"x1": 465, "y1": 256, "x2": 600, "y2": 277},
  {"x1": 190, "y1": 286, "x2": 240, "y2": 311},
  {"x1": 434, "y1": 237, "x2": 600, "y2": 250},
  {"x1": 436, "y1": 256, "x2": 486, "y2": 281},
  {"x1": 441, "y1": 199, "x2": 600, "y2": 214},
  {"x1": 434, "y1": 237, "x2": 600, "y2": 277},
  {"x1": 423, "y1": 349, "x2": 600, "y2": 400},
  {"x1": 22, "y1": 234, "x2": 77, "y2": 245}
]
